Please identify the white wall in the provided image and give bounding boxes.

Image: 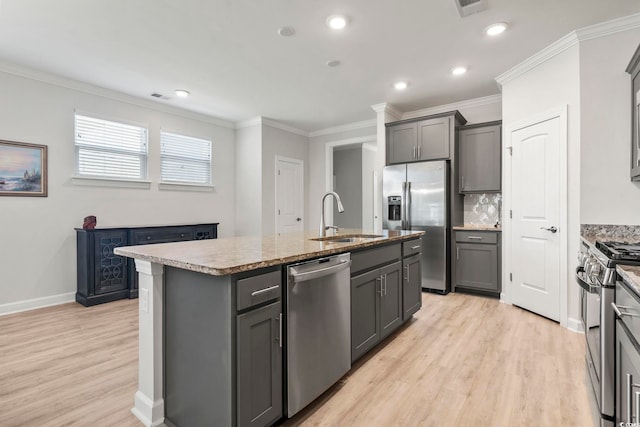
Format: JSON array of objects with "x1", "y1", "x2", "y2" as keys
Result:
[
  {"x1": 580, "y1": 29, "x2": 640, "y2": 224},
  {"x1": 362, "y1": 144, "x2": 377, "y2": 230},
  {"x1": 0, "y1": 70, "x2": 236, "y2": 311},
  {"x1": 500, "y1": 44, "x2": 582, "y2": 327},
  {"x1": 333, "y1": 146, "x2": 363, "y2": 228},
  {"x1": 235, "y1": 124, "x2": 262, "y2": 236},
  {"x1": 262, "y1": 125, "x2": 309, "y2": 235}
]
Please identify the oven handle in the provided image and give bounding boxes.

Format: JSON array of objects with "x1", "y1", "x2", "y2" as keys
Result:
[
  {"x1": 576, "y1": 267, "x2": 599, "y2": 294},
  {"x1": 612, "y1": 302, "x2": 640, "y2": 318}
]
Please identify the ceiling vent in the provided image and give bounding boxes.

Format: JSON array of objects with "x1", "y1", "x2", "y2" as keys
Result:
[
  {"x1": 455, "y1": 0, "x2": 487, "y2": 17},
  {"x1": 151, "y1": 93, "x2": 170, "y2": 100}
]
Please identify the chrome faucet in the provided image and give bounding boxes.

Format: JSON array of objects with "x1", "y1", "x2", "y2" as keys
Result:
[{"x1": 320, "y1": 191, "x2": 345, "y2": 236}]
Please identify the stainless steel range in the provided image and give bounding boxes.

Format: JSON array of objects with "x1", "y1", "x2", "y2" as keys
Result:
[{"x1": 577, "y1": 240, "x2": 640, "y2": 426}]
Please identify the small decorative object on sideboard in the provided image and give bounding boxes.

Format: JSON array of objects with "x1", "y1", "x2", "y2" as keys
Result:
[
  {"x1": 82, "y1": 215, "x2": 97, "y2": 229},
  {"x1": 0, "y1": 140, "x2": 48, "y2": 197}
]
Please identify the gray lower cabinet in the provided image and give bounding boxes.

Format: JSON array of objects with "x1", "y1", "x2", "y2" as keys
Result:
[
  {"x1": 237, "y1": 301, "x2": 282, "y2": 427},
  {"x1": 458, "y1": 121, "x2": 502, "y2": 193},
  {"x1": 402, "y1": 253, "x2": 422, "y2": 320},
  {"x1": 379, "y1": 261, "x2": 403, "y2": 339},
  {"x1": 453, "y1": 231, "x2": 501, "y2": 294},
  {"x1": 615, "y1": 320, "x2": 640, "y2": 425}
]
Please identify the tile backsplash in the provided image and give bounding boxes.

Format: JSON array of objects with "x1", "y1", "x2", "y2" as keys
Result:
[{"x1": 463, "y1": 193, "x2": 502, "y2": 226}]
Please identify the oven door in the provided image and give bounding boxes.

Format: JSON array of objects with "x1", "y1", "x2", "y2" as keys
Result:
[{"x1": 577, "y1": 268, "x2": 602, "y2": 400}]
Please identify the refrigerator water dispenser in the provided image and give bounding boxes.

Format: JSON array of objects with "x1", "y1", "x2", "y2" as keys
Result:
[{"x1": 387, "y1": 196, "x2": 402, "y2": 221}]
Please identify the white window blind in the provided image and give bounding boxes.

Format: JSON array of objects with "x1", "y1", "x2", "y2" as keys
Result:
[
  {"x1": 160, "y1": 132, "x2": 212, "y2": 184},
  {"x1": 75, "y1": 114, "x2": 148, "y2": 180}
]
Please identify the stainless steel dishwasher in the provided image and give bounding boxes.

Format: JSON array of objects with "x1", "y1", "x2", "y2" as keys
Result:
[{"x1": 286, "y1": 252, "x2": 351, "y2": 417}]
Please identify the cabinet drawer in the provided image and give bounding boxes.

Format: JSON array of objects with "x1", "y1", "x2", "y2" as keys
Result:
[
  {"x1": 237, "y1": 270, "x2": 281, "y2": 311},
  {"x1": 351, "y1": 243, "x2": 401, "y2": 275},
  {"x1": 402, "y1": 238, "x2": 422, "y2": 258},
  {"x1": 455, "y1": 231, "x2": 498, "y2": 244},
  {"x1": 131, "y1": 227, "x2": 194, "y2": 245}
]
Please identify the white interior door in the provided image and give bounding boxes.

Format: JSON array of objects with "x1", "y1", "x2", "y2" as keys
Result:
[
  {"x1": 510, "y1": 116, "x2": 561, "y2": 322},
  {"x1": 276, "y1": 156, "x2": 304, "y2": 235}
]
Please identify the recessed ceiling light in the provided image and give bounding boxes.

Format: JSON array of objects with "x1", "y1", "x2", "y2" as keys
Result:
[
  {"x1": 485, "y1": 22, "x2": 508, "y2": 36},
  {"x1": 326, "y1": 60, "x2": 341, "y2": 67},
  {"x1": 175, "y1": 89, "x2": 190, "y2": 98},
  {"x1": 451, "y1": 67, "x2": 467, "y2": 76},
  {"x1": 278, "y1": 26, "x2": 295, "y2": 37},
  {"x1": 393, "y1": 81, "x2": 408, "y2": 90},
  {"x1": 327, "y1": 15, "x2": 347, "y2": 30}
]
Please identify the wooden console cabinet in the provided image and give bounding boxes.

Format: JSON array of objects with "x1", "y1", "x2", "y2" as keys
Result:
[{"x1": 75, "y1": 223, "x2": 218, "y2": 306}]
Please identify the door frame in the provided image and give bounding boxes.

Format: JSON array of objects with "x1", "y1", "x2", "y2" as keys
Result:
[
  {"x1": 275, "y1": 155, "x2": 304, "y2": 235},
  {"x1": 502, "y1": 105, "x2": 568, "y2": 327},
  {"x1": 324, "y1": 135, "x2": 377, "y2": 227}
]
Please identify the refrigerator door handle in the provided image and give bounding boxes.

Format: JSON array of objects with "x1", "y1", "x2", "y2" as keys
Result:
[
  {"x1": 401, "y1": 181, "x2": 407, "y2": 230},
  {"x1": 406, "y1": 181, "x2": 412, "y2": 229}
]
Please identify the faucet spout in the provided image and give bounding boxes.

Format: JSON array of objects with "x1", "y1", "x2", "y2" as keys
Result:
[{"x1": 320, "y1": 191, "x2": 345, "y2": 236}]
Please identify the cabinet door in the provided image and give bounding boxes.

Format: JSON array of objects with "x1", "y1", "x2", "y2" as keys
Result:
[
  {"x1": 93, "y1": 230, "x2": 128, "y2": 295},
  {"x1": 616, "y1": 321, "x2": 640, "y2": 424},
  {"x1": 632, "y1": 70, "x2": 640, "y2": 181},
  {"x1": 455, "y1": 243, "x2": 499, "y2": 292},
  {"x1": 459, "y1": 124, "x2": 501, "y2": 193},
  {"x1": 388, "y1": 122, "x2": 417, "y2": 164},
  {"x1": 417, "y1": 117, "x2": 450, "y2": 160},
  {"x1": 351, "y1": 269, "x2": 381, "y2": 362},
  {"x1": 379, "y1": 261, "x2": 403, "y2": 339},
  {"x1": 237, "y1": 301, "x2": 282, "y2": 427},
  {"x1": 402, "y1": 254, "x2": 422, "y2": 320}
]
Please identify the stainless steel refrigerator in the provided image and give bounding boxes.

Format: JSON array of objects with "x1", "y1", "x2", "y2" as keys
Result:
[{"x1": 383, "y1": 161, "x2": 449, "y2": 292}]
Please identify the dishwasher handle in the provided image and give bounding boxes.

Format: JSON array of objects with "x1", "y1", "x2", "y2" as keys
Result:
[{"x1": 290, "y1": 259, "x2": 351, "y2": 283}]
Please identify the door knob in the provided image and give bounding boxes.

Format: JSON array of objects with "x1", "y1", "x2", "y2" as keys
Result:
[
  {"x1": 296, "y1": 218, "x2": 302, "y2": 222},
  {"x1": 540, "y1": 226, "x2": 558, "y2": 233}
]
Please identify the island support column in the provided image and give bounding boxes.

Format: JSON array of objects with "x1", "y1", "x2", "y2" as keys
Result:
[{"x1": 131, "y1": 260, "x2": 165, "y2": 427}]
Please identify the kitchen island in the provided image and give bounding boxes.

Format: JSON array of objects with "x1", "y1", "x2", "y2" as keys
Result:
[{"x1": 114, "y1": 229, "x2": 424, "y2": 427}]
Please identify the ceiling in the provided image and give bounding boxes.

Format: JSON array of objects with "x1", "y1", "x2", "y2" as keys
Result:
[{"x1": 0, "y1": 1, "x2": 639, "y2": 132}]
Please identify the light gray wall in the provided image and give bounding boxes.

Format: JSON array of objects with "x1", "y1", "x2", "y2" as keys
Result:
[
  {"x1": 333, "y1": 147, "x2": 363, "y2": 228},
  {"x1": 362, "y1": 144, "x2": 377, "y2": 230},
  {"x1": 262, "y1": 124, "x2": 309, "y2": 235},
  {"x1": 235, "y1": 124, "x2": 262, "y2": 236},
  {"x1": 580, "y1": 28, "x2": 640, "y2": 224},
  {"x1": 0, "y1": 69, "x2": 236, "y2": 311}
]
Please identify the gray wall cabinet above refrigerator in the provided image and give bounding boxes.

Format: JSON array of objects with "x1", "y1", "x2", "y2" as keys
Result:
[
  {"x1": 626, "y1": 43, "x2": 640, "y2": 181},
  {"x1": 458, "y1": 121, "x2": 502, "y2": 193}
]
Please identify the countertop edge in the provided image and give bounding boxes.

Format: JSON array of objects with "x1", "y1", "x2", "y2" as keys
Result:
[
  {"x1": 617, "y1": 265, "x2": 640, "y2": 297},
  {"x1": 115, "y1": 231, "x2": 424, "y2": 276}
]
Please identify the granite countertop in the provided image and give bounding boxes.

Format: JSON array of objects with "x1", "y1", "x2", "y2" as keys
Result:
[
  {"x1": 617, "y1": 265, "x2": 640, "y2": 296},
  {"x1": 453, "y1": 225, "x2": 501, "y2": 231},
  {"x1": 581, "y1": 224, "x2": 640, "y2": 245},
  {"x1": 114, "y1": 229, "x2": 424, "y2": 276}
]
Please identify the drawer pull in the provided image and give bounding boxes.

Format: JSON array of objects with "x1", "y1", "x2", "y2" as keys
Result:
[
  {"x1": 180, "y1": 233, "x2": 185, "y2": 237},
  {"x1": 251, "y1": 285, "x2": 280, "y2": 297},
  {"x1": 467, "y1": 236, "x2": 483, "y2": 240},
  {"x1": 411, "y1": 245, "x2": 421, "y2": 250},
  {"x1": 146, "y1": 236, "x2": 151, "y2": 240},
  {"x1": 612, "y1": 302, "x2": 640, "y2": 318}
]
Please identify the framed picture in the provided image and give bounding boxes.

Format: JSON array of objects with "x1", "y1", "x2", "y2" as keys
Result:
[{"x1": 0, "y1": 140, "x2": 48, "y2": 197}]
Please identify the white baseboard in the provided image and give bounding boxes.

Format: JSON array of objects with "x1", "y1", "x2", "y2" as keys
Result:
[
  {"x1": 0, "y1": 292, "x2": 76, "y2": 316},
  {"x1": 566, "y1": 316, "x2": 584, "y2": 333}
]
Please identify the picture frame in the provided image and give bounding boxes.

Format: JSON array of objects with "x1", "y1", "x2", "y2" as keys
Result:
[{"x1": 0, "y1": 140, "x2": 48, "y2": 197}]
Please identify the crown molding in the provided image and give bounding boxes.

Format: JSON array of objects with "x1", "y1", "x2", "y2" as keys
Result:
[
  {"x1": 235, "y1": 116, "x2": 263, "y2": 129},
  {"x1": 496, "y1": 12, "x2": 640, "y2": 88},
  {"x1": 0, "y1": 60, "x2": 237, "y2": 129},
  {"x1": 261, "y1": 118, "x2": 309, "y2": 137},
  {"x1": 401, "y1": 94, "x2": 502, "y2": 120},
  {"x1": 370, "y1": 102, "x2": 402, "y2": 120},
  {"x1": 308, "y1": 118, "x2": 377, "y2": 138}
]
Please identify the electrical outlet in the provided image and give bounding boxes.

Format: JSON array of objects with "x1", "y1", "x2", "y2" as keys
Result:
[{"x1": 140, "y1": 288, "x2": 149, "y2": 313}]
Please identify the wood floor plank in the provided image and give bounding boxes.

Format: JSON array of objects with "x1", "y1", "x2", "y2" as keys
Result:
[{"x1": 0, "y1": 292, "x2": 594, "y2": 427}]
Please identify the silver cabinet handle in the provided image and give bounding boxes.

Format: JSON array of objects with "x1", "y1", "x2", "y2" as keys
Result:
[
  {"x1": 636, "y1": 391, "x2": 640, "y2": 423},
  {"x1": 456, "y1": 247, "x2": 459, "y2": 260},
  {"x1": 629, "y1": 373, "x2": 633, "y2": 423},
  {"x1": 376, "y1": 276, "x2": 383, "y2": 296},
  {"x1": 540, "y1": 226, "x2": 558, "y2": 233},
  {"x1": 413, "y1": 146, "x2": 417, "y2": 159},
  {"x1": 251, "y1": 284, "x2": 280, "y2": 297},
  {"x1": 384, "y1": 274, "x2": 387, "y2": 296},
  {"x1": 417, "y1": 145, "x2": 421, "y2": 158},
  {"x1": 411, "y1": 245, "x2": 421, "y2": 250},
  {"x1": 404, "y1": 264, "x2": 410, "y2": 282},
  {"x1": 612, "y1": 302, "x2": 640, "y2": 317},
  {"x1": 277, "y1": 313, "x2": 282, "y2": 348},
  {"x1": 461, "y1": 176, "x2": 464, "y2": 190},
  {"x1": 467, "y1": 236, "x2": 483, "y2": 240}
]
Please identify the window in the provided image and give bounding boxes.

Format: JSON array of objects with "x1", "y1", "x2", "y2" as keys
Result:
[
  {"x1": 160, "y1": 131, "x2": 212, "y2": 185},
  {"x1": 74, "y1": 114, "x2": 148, "y2": 180}
]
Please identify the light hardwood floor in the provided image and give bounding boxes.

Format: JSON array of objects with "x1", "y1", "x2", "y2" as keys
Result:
[{"x1": 0, "y1": 293, "x2": 594, "y2": 427}]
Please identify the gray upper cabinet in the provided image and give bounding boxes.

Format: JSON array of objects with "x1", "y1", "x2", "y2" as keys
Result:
[
  {"x1": 388, "y1": 122, "x2": 418, "y2": 164},
  {"x1": 386, "y1": 111, "x2": 466, "y2": 165},
  {"x1": 417, "y1": 117, "x2": 450, "y2": 161},
  {"x1": 626, "y1": 43, "x2": 640, "y2": 181},
  {"x1": 458, "y1": 122, "x2": 502, "y2": 193}
]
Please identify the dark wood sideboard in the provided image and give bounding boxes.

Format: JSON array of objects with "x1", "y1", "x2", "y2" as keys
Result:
[{"x1": 76, "y1": 223, "x2": 218, "y2": 306}]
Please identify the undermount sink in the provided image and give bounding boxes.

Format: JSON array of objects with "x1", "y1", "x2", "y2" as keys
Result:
[{"x1": 311, "y1": 234, "x2": 384, "y2": 243}]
